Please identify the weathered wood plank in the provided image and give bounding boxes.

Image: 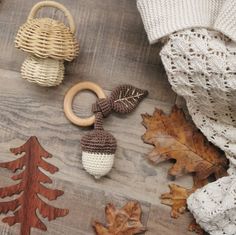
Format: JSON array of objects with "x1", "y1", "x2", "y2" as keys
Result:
[
  {"x1": 0, "y1": 0, "x2": 176, "y2": 102},
  {"x1": 0, "y1": 68, "x2": 191, "y2": 234},
  {"x1": 146, "y1": 205, "x2": 194, "y2": 235},
  {"x1": 0, "y1": 0, "x2": 195, "y2": 234},
  {"x1": 0, "y1": 175, "x2": 151, "y2": 235}
]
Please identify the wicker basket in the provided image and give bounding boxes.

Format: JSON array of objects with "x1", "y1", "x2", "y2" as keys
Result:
[
  {"x1": 15, "y1": 1, "x2": 79, "y2": 61},
  {"x1": 15, "y1": 1, "x2": 79, "y2": 87},
  {"x1": 21, "y1": 55, "x2": 65, "y2": 87}
]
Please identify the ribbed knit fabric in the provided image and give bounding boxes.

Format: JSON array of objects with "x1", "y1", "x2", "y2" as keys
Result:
[
  {"x1": 137, "y1": 0, "x2": 236, "y2": 43},
  {"x1": 137, "y1": 1, "x2": 236, "y2": 235},
  {"x1": 214, "y1": 1, "x2": 236, "y2": 43}
]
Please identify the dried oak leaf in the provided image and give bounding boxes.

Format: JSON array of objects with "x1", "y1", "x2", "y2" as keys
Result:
[
  {"x1": 141, "y1": 106, "x2": 228, "y2": 180},
  {"x1": 160, "y1": 177, "x2": 208, "y2": 219},
  {"x1": 93, "y1": 201, "x2": 146, "y2": 235},
  {"x1": 160, "y1": 184, "x2": 192, "y2": 218},
  {"x1": 189, "y1": 220, "x2": 207, "y2": 235},
  {"x1": 141, "y1": 106, "x2": 228, "y2": 234}
]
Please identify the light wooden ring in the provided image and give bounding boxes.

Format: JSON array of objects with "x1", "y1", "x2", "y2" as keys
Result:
[
  {"x1": 64, "y1": 82, "x2": 106, "y2": 127},
  {"x1": 28, "y1": 1, "x2": 76, "y2": 34}
]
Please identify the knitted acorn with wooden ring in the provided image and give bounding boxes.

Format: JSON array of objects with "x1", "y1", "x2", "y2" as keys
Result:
[
  {"x1": 64, "y1": 82, "x2": 148, "y2": 179},
  {"x1": 15, "y1": 1, "x2": 79, "y2": 87}
]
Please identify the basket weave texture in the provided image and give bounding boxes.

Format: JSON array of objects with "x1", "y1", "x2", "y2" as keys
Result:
[
  {"x1": 21, "y1": 55, "x2": 65, "y2": 87},
  {"x1": 15, "y1": 1, "x2": 79, "y2": 87},
  {"x1": 15, "y1": 18, "x2": 79, "y2": 61}
]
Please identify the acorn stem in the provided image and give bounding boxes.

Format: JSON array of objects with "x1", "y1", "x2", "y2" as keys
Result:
[{"x1": 94, "y1": 112, "x2": 104, "y2": 130}]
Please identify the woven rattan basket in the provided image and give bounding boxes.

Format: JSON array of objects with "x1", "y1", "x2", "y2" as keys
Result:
[
  {"x1": 15, "y1": 1, "x2": 79, "y2": 61},
  {"x1": 21, "y1": 55, "x2": 65, "y2": 87},
  {"x1": 15, "y1": 1, "x2": 79, "y2": 87}
]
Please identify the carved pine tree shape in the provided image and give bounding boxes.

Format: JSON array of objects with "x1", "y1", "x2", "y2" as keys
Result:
[{"x1": 0, "y1": 136, "x2": 69, "y2": 235}]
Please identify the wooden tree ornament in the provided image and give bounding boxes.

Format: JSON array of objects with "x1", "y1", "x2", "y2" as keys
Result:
[{"x1": 0, "y1": 136, "x2": 69, "y2": 235}]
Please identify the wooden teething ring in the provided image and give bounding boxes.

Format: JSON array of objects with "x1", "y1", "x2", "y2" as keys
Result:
[{"x1": 64, "y1": 82, "x2": 106, "y2": 127}]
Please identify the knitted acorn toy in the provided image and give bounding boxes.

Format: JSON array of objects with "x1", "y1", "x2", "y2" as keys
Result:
[
  {"x1": 64, "y1": 82, "x2": 148, "y2": 179},
  {"x1": 80, "y1": 113, "x2": 117, "y2": 179},
  {"x1": 15, "y1": 1, "x2": 79, "y2": 86}
]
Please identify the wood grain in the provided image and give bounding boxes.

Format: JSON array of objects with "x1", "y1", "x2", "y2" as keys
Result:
[
  {"x1": 0, "y1": 0, "x2": 193, "y2": 234},
  {"x1": 0, "y1": 0, "x2": 176, "y2": 102},
  {"x1": 0, "y1": 136, "x2": 68, "y2": 235}
]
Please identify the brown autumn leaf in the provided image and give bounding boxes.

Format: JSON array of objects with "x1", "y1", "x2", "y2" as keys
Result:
[
  {"x1": 160, "y1": 177, "x2": 208, "y2": 219},
  {"x1": 142, "y1": 106, "x2": 228, "y2": 180},
  {"x1": 141, "y1": 106, "x2": 228, "y2": 234},
  {"x1": 160, "y1": 184, "x2": 192, "y2": 218},
  {"x1": 93, "y1": 201, "x2": 146, "y2": 235},
  {"x1": 189, "y1": 220, "x2": 207, "y2": 235}
]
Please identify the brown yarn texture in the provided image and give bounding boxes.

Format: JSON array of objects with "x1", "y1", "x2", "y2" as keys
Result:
[
  {"x1": 81, "y1": 84, "x2": 148, "y2": 154},
  {"x1": 81, "y1": 130, "x2": 117, "y2": 154}
]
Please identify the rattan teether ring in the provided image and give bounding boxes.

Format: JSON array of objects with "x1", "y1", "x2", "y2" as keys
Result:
[
  {"x1": 28, "y1": 1, "x2": 76, "y2": 34},
  {"x1": 64, "y1": 82, "x2": 106, "y2": 127}
]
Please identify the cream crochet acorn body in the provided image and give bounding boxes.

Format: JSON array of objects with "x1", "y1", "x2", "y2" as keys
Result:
[
  {"x1": 137, "y1": 0, "x2": 236, "y2": 234},
  {"x1": 81, "y1": 128, "x2": 116, "y2": 179}
]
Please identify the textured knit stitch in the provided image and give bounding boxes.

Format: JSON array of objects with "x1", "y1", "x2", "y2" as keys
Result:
[
  {"x1": 110, "y1": 85, "x2": 148, "y2": 114},
  {"x1": 137, "y1": 0, "x2": 236, "y2": 44},
  {"x1": 81, "y1": 129, "x2": 117, "y2": 154},
  {"x1": 137, "y1": 1, "x2": 236, "y2": 234},
  {"x1": 187, "y1": 176, "x2": 236, "y2": 235},
  {"x1": 160, "y1": 28, "x2": 236, "y2": 171},
  {"x1": 160, "y1": 28, "x2": 236, "y2": 235},
  {"x1": 82, "y1": 152, "x2": 115, "y2": 179}
]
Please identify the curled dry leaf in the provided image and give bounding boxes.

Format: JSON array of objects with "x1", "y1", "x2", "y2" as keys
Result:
[
  {"x1": 141, "y1": 106, "x2": 228, "y2": 234},
  {"x1": 189, "y1": 220, "x2": 207, "y2": 235},
  {"x1": 142, "y1": 106, "x2": 228, "y2": 180},
  {"x1": 160, "y1": 177, "x2": 208, "y2": 219},
  {"x1": 93, "y1": 201, "x2": 146, "y2": 235},
  {"x1": 160, "y1": 184, "x2": 192, "y2": 218}
]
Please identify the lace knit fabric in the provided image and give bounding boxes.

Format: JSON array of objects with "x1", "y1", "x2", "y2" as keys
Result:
[
  {"x1": 160, "y1": 29, "x2": 236, "y2": 171},
  {"x1": 137, "y1": 1, "x2": 236, "y2": 234},
  {"x1": 187, "y1": 176, "x2": 236, "y2": 235},
  {"x1": 160, "y1": 29, "x2": 236, "y2": 235}
]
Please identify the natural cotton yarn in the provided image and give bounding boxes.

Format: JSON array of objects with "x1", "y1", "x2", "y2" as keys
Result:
[
  {"x1": 137, "y1": 1, "x2": 236, "y2": 234},
  {"x1": 187, "y1": 176, "x2": 236, "y2": 235},
  {"x1": 81, "y1": 114, "x2": 117, "y2": 179},
  {"x1": 160, "y1": 30, "x2": 236, "y2": 234},
  {"x1": 160, "y1": 28, "x2": 236, "y2": 167},
  {"x1": 64, "y1": 82, "x2": 148, "y2": 179}
]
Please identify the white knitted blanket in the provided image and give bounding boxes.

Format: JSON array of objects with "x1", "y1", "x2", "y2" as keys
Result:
[{"x1": 137, "y1": 1, "x2": 236, "y2": 234}]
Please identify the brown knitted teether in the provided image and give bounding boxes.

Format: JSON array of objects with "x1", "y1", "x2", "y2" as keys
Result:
[{"x1": 64, "y1": 82, "x2": 148, "y2": 179}]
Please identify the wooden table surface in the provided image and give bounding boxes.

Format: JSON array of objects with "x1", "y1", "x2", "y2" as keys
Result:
[{"x1": 0, "y1": 0, "x2": 194, "y2": 234}]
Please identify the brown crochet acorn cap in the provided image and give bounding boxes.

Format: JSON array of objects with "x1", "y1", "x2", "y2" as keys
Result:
[
  {"x1": 81, "y1": 84, "x2": 148, "y2": 156},
  {"x1": 81, "y1": 129, "x2": 117, "y2": 154}
]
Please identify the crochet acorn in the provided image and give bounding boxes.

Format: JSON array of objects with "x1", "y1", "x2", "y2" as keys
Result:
[
  {"x1": 81, "y1": 85, "x2": 148, "y2": 179},
  {"x1": 81, "y1": 116, "x2": 117, "y2": 179}
]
